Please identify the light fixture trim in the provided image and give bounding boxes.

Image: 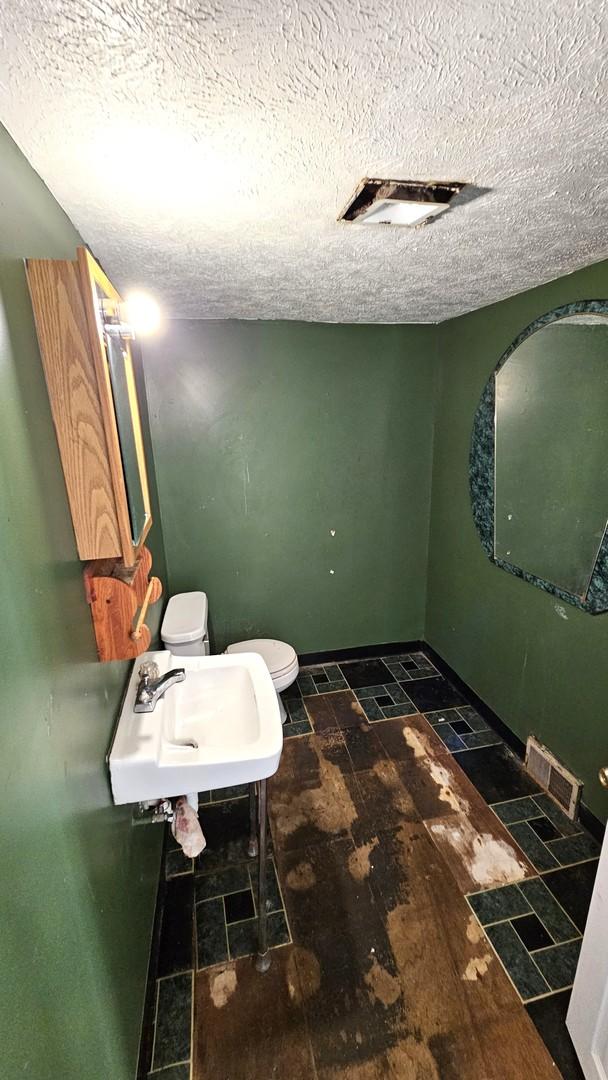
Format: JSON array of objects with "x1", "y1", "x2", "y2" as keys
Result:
[{"x1": 340, "y1": 177, "x2": 466, "y2": 227}]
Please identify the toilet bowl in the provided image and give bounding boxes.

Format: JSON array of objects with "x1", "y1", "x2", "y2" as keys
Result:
[
  {"x1": 160, "y1": 592, "x2": 298, "y2": 723},
  {"x1": 224, "y1": 638, "x2": 299, "y2": 724}
]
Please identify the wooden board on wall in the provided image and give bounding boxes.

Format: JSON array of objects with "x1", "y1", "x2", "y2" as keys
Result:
[{"x1": 26, "y1": 258, "x2": 122, "y2": 560}]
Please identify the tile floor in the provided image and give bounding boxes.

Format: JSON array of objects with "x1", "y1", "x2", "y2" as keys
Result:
[{"x1": 143, "y1": 648, "x2": 600, "y2": 1080}]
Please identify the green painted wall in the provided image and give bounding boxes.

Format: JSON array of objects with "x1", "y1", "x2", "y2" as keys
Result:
[
  {"x1": 144, "y1": 320, "x2": 437, "y2": 652},
  {"x1": 427, "y1": 258, "x2": 608, "y2": 822},
  {"x1": 0, "y1": 125, "x2": 166, "y2": 1079}
]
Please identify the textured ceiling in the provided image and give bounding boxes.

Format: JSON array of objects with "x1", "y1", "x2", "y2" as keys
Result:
[{"x1": 1, "y1": 1, "x2": 607, "y2": 322}]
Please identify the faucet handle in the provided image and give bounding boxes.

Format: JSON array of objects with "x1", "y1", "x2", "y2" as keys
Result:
[{"x1": 138, "y1": 660, "x2": 160, "y2": 681}]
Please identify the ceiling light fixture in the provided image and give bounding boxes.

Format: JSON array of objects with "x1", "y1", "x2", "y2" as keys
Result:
[{"x1": 340, "y1": 178, "x2": 466, "y2": 227}]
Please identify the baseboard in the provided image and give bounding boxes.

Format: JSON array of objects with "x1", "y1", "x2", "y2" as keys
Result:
[{"x1": 298, "y1": 639, "x2": 424, "y2": 666}]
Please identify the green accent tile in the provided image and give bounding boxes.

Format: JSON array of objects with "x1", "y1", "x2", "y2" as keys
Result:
[
  {"x1": 425, "y1": 708, "x2": 459, "y2": 726},
  {"x1": 435, "y1": 724, "x2": 466, "y2": 751},
  {"x1": 386, "y1": 682, "x2": 412, "y2": 705},
  {"x1": 198, "y1": 790, "x2": 212, "y2": 806},
  {"x1": 361, "y1": 699, "x2": 384, "y2": 720},
  {"x1": 518, "y1": 877, "x2": 579, "y2": 943},
  {"x1": 297, "y1": 674, "x2": 316, "y2": 696},
  {"x1": 533, "y1": 940, "x2": 582, "y2": 991},
  {"x1": 508, "y1": 821, "x2": 560, "y2": 872},
  {"x1": 323, "y1": 679, "x2": 349, "y2": 692},
  {"x1": 212, "y1": 784, "x2": 248, "y2": 802},
  {"x1": 196, "y1": 897, "x2": 229, "y2": 969},
  {"x1": 227, "y1": 910, "x2": 290, "y2": 960},
  {"x1": 531, "y1": 794, "x2": 584, "y2": 837},
  {"x1": 249, "y1": 858, "x2": 283, "y2": 914},
  {"x1": 195, "y1": 864, "x2": 251, "y2": 902},
  {"x1": 545, "y1": 832, "x2": 601, "y2": 866},
  {"x1": 456, "y1": 706, "x2": 489, "y2": 732},
  {"x1": 468, "y1": 884, "x2": 531, "y2": 925},
  {"x1": 165, "y1": 848, "x2": 193, "y2": 879},
  {"x1": 323, "y1": 664, "x2": 343, "y2": 681},
  {"x1": 486, "y1": 922, "x2": 550, "y2": 1000},
  {"x1": 284, "y1": 718, "x2": 313, "y2": 738},
  {"x1": 153, "y1": 973, "x2": 192, "y2": 1071},
  {"x1": 381, "y1": 703, "x2": 418, "y2": 718},
  {"x1": 458, "y1": 730, "x2": 502, "y2": 749},
  {"x1": 148, "y1": 1065, "x2": 190, "y2": 1079},
  {"x1": 354, "y1": 685, "x2": 389, "y2": 699},
  {"x1": 492, "y1": 797, "x2": 541, "y2": 825},
  {"x1": 286, "y1": 699, "x2": 309, "y2": 723}
]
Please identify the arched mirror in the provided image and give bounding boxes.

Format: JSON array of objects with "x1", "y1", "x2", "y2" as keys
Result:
[{"x1": 470, "y1": 301, "x2": 608, "y2": 613}]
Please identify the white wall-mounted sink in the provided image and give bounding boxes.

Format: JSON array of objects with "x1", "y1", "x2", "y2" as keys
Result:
[{"x1": 109, "y1": 650, "x2": 283, "y2": 804}]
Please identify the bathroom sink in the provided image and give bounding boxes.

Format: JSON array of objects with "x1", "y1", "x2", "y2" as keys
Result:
[{"x1": 108, "y1": 650, "x2": 282, "y2": 804}]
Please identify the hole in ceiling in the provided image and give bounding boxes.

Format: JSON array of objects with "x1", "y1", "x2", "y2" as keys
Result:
[{"x1": 340, "y1": 178, "x2": 466, "y2": 227}]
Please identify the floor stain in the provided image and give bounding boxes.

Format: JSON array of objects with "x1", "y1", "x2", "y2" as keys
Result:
[
  {"x1": 286, "y1": 860, "x2": 317, "y2": 890},
  {"x1": 348, "y1": 838, "x2": 379, "y2": 881},
  {"x1": 364, "y1": 957, "x2": 402, "y2": 1007},
  {"x1": 462, "y1": 953, "x2": 494, "y2": 982},
  {"x1": 287, "y1": 946, "x2": 321, "y2": 1003},
  {"x1": 210, "y1": 966, "x2": 237, "y2": 1008},
  {"x1": 428, "y1": 818, "x2": 529, "y2": 888}
]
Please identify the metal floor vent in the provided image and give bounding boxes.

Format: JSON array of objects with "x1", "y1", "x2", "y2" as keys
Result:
[{"x1": 525, "y1": 735, "x2": 582, "y2": 820}]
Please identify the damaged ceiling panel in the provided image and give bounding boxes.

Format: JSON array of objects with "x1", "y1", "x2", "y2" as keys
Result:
[{"x1": 0, "y1": 0, "x2": 607, "y2": 322}]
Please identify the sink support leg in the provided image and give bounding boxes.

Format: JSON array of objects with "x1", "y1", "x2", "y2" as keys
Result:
[
  {"x1": 255, "y1": 778, "x2": 270, "y2": 973},
  {"x1": 247, "y1": 782, "x2": 258, "y2": 858}
]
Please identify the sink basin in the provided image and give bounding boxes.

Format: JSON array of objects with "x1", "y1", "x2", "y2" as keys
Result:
[{"x1": 109, "y1": 650, "x2": 283, "y2": 804}]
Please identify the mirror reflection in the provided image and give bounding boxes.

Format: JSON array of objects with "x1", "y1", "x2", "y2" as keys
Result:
[{"x1": 494, "y1": 314, "x2": 608, "y2": 596}]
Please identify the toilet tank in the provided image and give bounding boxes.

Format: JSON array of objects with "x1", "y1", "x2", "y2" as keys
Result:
[{"x1": 161, "y1": 591, "x2": 210, "y2": 655}]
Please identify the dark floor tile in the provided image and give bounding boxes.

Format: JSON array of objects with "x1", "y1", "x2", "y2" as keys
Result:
[
  {"x1": 434, "y1": 723, "x2": 466, "y2": 752},
  {"x1": 198, "y1": 790, "x2": 212, "y2": 806},
  {"x1": 153, "y1": 973, "x2": 192, "y2": 1071},
  {"x1": 542, "y1": 861, "x2": 599, "y2": 934},
  {"x1": 338, "y1": 658, "x2": 393, "y2": 689},
  {"x1": 485, "y1": 922, "x2": 550, "y2": 999},
  {"x1": 456, "y1": 705, "x2": 489, "y2": 732},
  {"x1": 518, "y1": 877, "x2": 580, "y2": 943},
  {"x1": 227, "y1": 910, "x2": 290, "y2": 960},
  {"x1": 358, "y1": 697, "x2": 385, "y2": 721},
  {"x1": 284, "y1": 698, "x2": 309, "y2": 723},
  {"x1": 381, "y1": 702, "x2": 418, "y2": 718},
  {"x1": 532, "y1": 793, "x2": 584, "y2": 837},
  {"x1": 297, "y1": 674, "x2": 316, "y2": 696},
  {"x1": 303, "y1": 690, "x2": 362, "y2": 732},
  {"x1": 511, "y1": 913, "x2": 553, "y2": 951},
  {"x1": 197, "y1": 797, "x2": 252, "y2": 872},
  {"x1": 425, "y1": 707, "x2": 460, "y2": 726},
  {"x1": 375, "y1": 694, "x2": 393, "y2": 707},
  {"x1": 545, "y1": 832, "x2": 601, "y2": 866},
  {"x1": 196, "y1": 897, "x2": 229, "y2": 969},
  {"x1": 454, "y1": 743, "x2": 542, "y2": 804},
  {"x1": 283, "y1": 718, "x2": 313, "y2": 738},
  {"x1": 529, "y1": 817, "x2": 561, "y2": 842},
  {"x1": 492, "y1": 796, "x2": 542, "y2": 825},
  {"x1": 467, "y1": 883, "x2": 531, "y2": 925},
  {"x1": 212, "y1": 783, "x2": 248, "y2": 802},
  {"x1": 459, "y1": 730, "x2": 503, "y2": 750},
  {"x1": 508, "y1": 821, "x2": 560, "y2": 872},
  {"x1": 406, "y1": 676, "x2": 468, "y2": 711},
  {"x1": 533, "y1": 939, "x2": 582, "y2": 991},
  {"x1": 148, "y1": 1064, "x2": 190, "y2": 1080},
  {"x1": 526, "y1": 989, "x2": 585, "y2": 1080},
  {"x1": 314, "y1": 672, "x2": 329, "y2": 684},
  {"x1": 224, "y1": 888, "x2": 255, "y2": 923},
  {"x1": 158, "y1": 875, "x2": 194, "y2": 978},
  {"x1": 165, "y1": 848, "x2": 193, "y2": 880},
  {"x1": 451, "y1": 718, "x2": 471, "y2": 734},
  {"x1": 249, "y1": 857, "x2": 283, "y2": 914},
  {"x1": 195, "y1": 863, "x2": 251, "y2": 902},
  {"x1": 354, "y1": 683, "x2": 391, "y2": 699}
]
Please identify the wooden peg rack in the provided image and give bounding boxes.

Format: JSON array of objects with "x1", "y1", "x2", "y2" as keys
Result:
[{"x1": 83, "y1": 545, "x2": 162, "y2": 662}]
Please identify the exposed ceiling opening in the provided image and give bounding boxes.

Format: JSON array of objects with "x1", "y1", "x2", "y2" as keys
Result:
[
  {"x1": 0, "y1": 1, "x2": 607, "y2": 323},
  {"x1": 340, "y1": 178, "x2": 466, "y2": 227}
]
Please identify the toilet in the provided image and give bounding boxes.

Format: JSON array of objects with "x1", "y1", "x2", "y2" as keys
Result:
[{"x1": 160, "y1": 592, "x2": 298, "y2": 723}]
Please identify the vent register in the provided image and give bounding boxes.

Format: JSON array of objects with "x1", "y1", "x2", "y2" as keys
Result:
[{"x1": 526, "y1": 735, "x2": 582, "y2": 820}]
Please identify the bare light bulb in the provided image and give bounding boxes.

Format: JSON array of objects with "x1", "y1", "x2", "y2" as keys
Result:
[{"x1": 122, "y1": 291, "x2": 162, "y2": 336}]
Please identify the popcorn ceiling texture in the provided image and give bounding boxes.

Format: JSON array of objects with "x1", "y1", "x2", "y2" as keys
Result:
[{"x1": 1, "y1": 1, "x2": 607, "y2": 322}]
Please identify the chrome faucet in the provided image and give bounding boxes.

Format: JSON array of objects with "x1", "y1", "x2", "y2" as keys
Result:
[{"x1": 134, "y1": 662, "x2": 186, "y2": 713}]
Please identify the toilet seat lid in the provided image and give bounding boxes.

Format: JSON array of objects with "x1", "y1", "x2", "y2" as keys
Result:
[{"x1": 226, "y1": 638, "x2": 297, "y2": 677}]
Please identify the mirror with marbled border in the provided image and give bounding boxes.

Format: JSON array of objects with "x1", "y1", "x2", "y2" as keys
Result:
[{"x1": 470, "y1": 300, "x2": 608, "y2": 613}]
